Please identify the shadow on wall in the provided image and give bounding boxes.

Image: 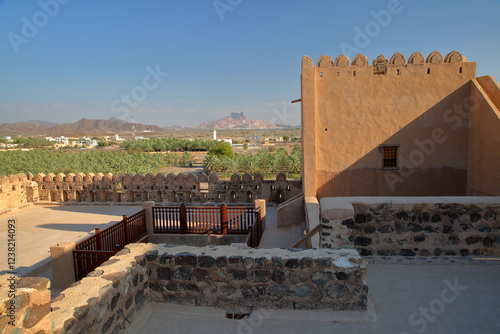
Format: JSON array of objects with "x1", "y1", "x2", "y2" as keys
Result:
[{"x1": 316, "y1": 83, "x2": 473, "y2": 198}]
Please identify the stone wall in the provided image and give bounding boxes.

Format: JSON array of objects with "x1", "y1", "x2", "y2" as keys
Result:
[
  {"x1": 32, "y1": 172, "x2": 301, "y2": 205},
  {"x1": 0, "y1": 172, "x2": 301, "y2": 212},
  {"x1": 0, "y1": 173, "x2": 38, "y2": 214},
  {"x1": 146, "y1": 245, "x2": 367, "y2": 314},
  {"x1": 0, "y1": 276, "x2": 51, "y2": 334},
  {"x1": 50, "y1": 243, "x2": 367, "y2": 333},
  {"x1": 51, "y1": 244, "x2": 150, "y2": 334},
  {"x1": 320, "y1": 198, "x2": 500, "y2": 257}
]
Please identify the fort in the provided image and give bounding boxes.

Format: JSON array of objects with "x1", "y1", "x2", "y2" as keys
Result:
[{"x1": 1, "y1": 50, "x2": 499, "y2": 333}]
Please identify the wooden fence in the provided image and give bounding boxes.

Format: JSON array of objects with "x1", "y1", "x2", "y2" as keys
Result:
[
  {"x1": 73, "y1": 209, "x2": 147, "y2": 280},
  {"x1": 153, "y1": 204, "x2": 257, "y2": 235}
]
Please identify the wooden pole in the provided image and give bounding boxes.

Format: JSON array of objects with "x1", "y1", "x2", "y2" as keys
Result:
[
  {"x1": 95, "y1": 228, "x2": 102, "y2": 250},
  {"x1": 123, "y1": 215, "x2": 129, "y2": 245},
  {"x1": 221, "y1": 203, "x2": 228, "y2": 235},
  {"x1": 180, "y1": 204, "x2": 188, "y2": 234}
]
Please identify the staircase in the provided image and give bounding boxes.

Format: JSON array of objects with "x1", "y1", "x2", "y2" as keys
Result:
[{"x1": 258, "y1": 206, "x2": 304, "y2": 248}]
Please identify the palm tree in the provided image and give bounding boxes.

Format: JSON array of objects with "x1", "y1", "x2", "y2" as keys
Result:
[
  {"x1": 203, "y1": 155, "x2": 218, "y2": 174},
  {"x1": 287, "y1": 155, "x2": 301, "y2": 173}
]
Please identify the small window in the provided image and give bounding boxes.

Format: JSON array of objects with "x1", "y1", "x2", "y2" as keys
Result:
[{"x1": 382, "y1": 146, "x2": 398, "y2": 168}]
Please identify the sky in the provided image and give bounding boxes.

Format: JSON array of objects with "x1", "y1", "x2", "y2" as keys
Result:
[{"x1": 0, "y1": 0, "x2": 499, "y2": 128}]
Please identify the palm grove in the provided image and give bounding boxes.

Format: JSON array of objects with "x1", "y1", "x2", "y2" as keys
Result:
[{"x1": 1, "y1": 138, "x2": 302, "y2": 179}]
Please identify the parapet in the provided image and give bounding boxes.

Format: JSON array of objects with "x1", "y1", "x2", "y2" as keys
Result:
[
  {"x1": 30, "y1": 172, "x2": 286, "y2": 184},
  {"x1": 304, "y1": 51, "x2": 466, "y2": 68}
]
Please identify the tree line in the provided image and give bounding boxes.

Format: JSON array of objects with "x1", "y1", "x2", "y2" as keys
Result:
[
  {"x1": 121, "y1": 138, "x2": 217, "y2": 152},
  {"x1": 0, "y1": 150, "x2": 171, "y2": 175},
  {"x1": 204, "y1": 143, "x2": 301, "y2": 177}
]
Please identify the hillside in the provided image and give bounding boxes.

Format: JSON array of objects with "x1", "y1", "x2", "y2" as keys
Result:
[
  {"x1": 0, "y1": 118, "x2": 164, "y2": 136},
  {"x1": 196, "y1": 112, "x2": 279, "y2": 129}
]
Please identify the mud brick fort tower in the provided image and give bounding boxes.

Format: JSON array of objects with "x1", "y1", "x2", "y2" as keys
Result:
[{"x1": 301, "y1": 51, "x2": 500, "y2": 198}]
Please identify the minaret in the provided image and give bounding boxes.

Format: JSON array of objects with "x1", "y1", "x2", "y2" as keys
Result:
[{"x1": 213, "y1": 129, "x2": 217, "y2": 140}]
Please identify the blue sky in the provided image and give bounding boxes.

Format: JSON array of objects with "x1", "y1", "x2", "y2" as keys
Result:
[{"x1": 0, "y1": 0, "x2": 499, "y2": 127}]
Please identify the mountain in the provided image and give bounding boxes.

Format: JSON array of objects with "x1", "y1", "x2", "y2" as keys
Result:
[
  {"x1": 0, "y1": 118, "x2": 165, "y2": 136},
  {"x1": 0, "y1": 123, "x2": 50, "y2": 136},
  {"x1": 196, "y1": 112, "x2": 280, "y2": 129},
  {"x1": 24, "y1": 120, "x2": 59, "y2": 127}
]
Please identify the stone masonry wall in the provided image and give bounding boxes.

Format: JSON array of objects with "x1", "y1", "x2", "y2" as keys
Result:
[
  {"x1": 31, "y1": 172, "x2": 301, "y2": 205},
  {"x1": 50, "y1": 243, "x2": 367, "y2": 334},
  {"x1": 51, "y1": 244, "x2": 150, "y2": 334},
  {"x1": 0, "y1": 276, "x2": 51, "y2": 334},
  {"x1": 0, "y1": 172, "x2": 301, "y2": 212},
  {"x1": 146, "y1": 245, "x2": 367, "y2": 314},
  {"x1": 0, "y1": 173, "x2": 38, "y2": 214},
  {"x1": 321, "y1": 202, "x2": 500, "y2": 257}
]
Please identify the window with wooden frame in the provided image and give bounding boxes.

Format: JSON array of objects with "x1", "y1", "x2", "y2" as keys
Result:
[{"x1": 381, "y1": 146, "x2": 398, "y2": 168}]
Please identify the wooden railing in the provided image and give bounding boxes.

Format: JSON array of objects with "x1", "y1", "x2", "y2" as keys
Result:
[
  {"x1": 153, "y1": 204, "x2": 257, "y2": 235},
  {"x1": 292, "y1": 224, "x2": 320, "y2": 249},
  {"x1": 73, "y1": 249, "x2": 118, "y2": 281},
  {"x1": 73, "y1": 209, "x2": 147, "y2": 280}
]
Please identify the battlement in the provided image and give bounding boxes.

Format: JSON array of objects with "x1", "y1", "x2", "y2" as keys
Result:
[
  {"x1": 0, "y1": 172, "x2": 302, "y2": 210},
  {"x1": 31, "y1": 172, "x2": 276, "y2": 184},
  {"x1": 304, "y1": 50, "x2": 466, "y2": 68},
  {"x1": 302, "y1": 51, "x2": 473, "y2": 78}
]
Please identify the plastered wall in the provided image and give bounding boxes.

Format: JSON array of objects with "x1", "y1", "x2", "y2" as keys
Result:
[
  {"x1": 301, "y1": 51, "x2": 478, "y2": 198},
  {"x1": 467, "y1": 76, "x2": 500, "y2": 196}
]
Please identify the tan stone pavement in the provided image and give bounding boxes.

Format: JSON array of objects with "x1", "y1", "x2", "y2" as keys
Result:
[{"x1": 0, "y1": 204, "x2": 143, "y2": 278}]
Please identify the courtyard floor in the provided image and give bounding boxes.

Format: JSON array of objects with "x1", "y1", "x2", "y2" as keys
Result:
[
  {"x1": 0, "y1": 204, "x2": 143, "y2": 278},
  {"x1": 126, "y1": 263, "x2": 500, "y2": 334}
]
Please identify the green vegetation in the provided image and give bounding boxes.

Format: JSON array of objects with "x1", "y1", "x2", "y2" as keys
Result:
[
  {"x1": 0, "y1": 150, "x2": 175, "y2": 176},
  {"x1": 207, "y1": 142, "x2": 234, "y2": 159},
  {"x1": 178, "y1": 151, "x2": 194, "y2": 167},
  {"x1": 97, "y1": 141, "x2": 110, "y2": 148},
  {"x1": 121, "y1": 138, "x2": 217, "y2": 152},
  {"x1": 203, "y1": 146, "x2": 302, "y2": 179},
  {"x1": 12, "y1": 137, "x2": 53, "y2": 149}
]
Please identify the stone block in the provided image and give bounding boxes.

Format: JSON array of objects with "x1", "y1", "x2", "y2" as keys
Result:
[{"x1": 174, "y1": 253, "x2": 197, "y2": 266}]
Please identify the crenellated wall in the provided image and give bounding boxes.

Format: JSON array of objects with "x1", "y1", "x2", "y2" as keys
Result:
[
  {"x1": 0, "y1": 173, "x2": 38, "y2": 214},
  {"x1": 302, "y1": 50, "x2": 481, "y2": 198},
  {"x1": 0, "y1": 172, "x2": 301, "y2": 211}
]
